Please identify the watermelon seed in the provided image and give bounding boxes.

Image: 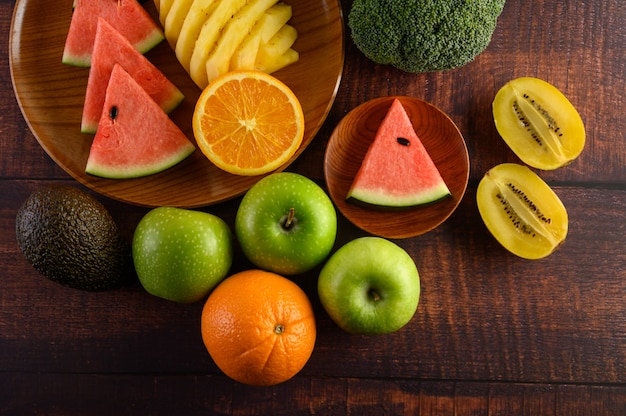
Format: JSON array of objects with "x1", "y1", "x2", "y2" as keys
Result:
[
  {"x1": 109, "y1": 106, "x2": 119, "y2": 121},
  {"x1": 396, "y1": 137, "x2": 411, "y2": 146}
]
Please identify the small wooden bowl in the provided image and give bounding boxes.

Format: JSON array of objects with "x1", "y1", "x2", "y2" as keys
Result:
[{"x1": 324, "y1": 96, "x2": 469, "y2": 239}]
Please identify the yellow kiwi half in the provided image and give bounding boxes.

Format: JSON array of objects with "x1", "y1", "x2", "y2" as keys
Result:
[
  {"x1": 492, "y1": 77, "x2": 585, "y2": 170},
  {"x1": 476, "y1": 163, "x2": 568, "y2": 260}
]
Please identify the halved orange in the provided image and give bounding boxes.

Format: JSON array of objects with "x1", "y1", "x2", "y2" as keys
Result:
[{"x1": 192, "y1": 70, "x2": 305, "y2": 176}]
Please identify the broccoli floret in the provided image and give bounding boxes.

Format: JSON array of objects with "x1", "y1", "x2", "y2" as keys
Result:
[{"x1": 348, "y1": 0, "x2": 506, "y2": 73}]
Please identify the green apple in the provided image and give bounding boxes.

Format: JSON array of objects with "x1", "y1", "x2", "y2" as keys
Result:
[
  {"x1": 132, "y1": 207, "x2": 233, "y2": 303},
  {"x1": 235, "y1": 172, "x2": 337, "y2": 275},
  {"x1": 317, "y1": 237, "x2": 420, "y2": 334}
]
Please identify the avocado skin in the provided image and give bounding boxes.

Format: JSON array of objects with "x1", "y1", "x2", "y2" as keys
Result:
[{"x1": 15, "y1": 185, "x2": 132, "y2": 291}]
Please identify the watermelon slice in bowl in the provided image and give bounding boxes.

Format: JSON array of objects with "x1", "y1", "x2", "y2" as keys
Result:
[
  {"x1": 346, "y1": 98, "x2": 452, "y2": 208},
  {"x1": 324, "y1": 96, "x2": 470, "y2": 239}
]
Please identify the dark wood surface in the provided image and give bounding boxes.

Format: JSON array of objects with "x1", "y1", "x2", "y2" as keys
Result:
[{"x1": 2, "y1": 0, "x2": 625, "y2": 414}]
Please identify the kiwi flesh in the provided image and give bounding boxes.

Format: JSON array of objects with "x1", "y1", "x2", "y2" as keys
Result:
[
  {"x1": 476, "y1": 163, "x2": 568, "y2": 259},
  {"x1": 492, "y1": 77, "x2": 585, "y2": 170}
]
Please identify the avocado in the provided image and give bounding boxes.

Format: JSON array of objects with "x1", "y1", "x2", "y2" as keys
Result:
[{"x1": 15, "y1": 185, "x2": 132, "y2": 291}]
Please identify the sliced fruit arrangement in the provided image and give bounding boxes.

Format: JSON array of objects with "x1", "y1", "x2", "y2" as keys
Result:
[
  {"x1": 82, "y1": 18, "x2": 184, "y2": 134},
  {"x1": 192, "y1": 70, "x2": 304, "y2": 176},
  {"x1": 476, "y1": 163, "x2": 568, "y2": 260},
  {"x1": 85, "y1": 64, "x2": 195, "y2": 179},
  {"x1": 347, "y1": 98, "x2": 451, "y2": 208},
  {"x1": 63, "y1": 0, "x2": 164, "y2": 67},
  {"x1": 62, "y1": 0, "x2": 192, "y2": 178},
  {"x1": 492, "y1": 77, "x2": 585, "y2": 170},
  {"x1": 156, "y1": 0, "x2": 300, "y2": 89}
]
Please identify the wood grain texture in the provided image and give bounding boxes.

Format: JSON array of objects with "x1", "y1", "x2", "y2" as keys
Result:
[
  {"x1": 3, "y1": 375, "x2": 626, "y2": 415},
  {"x1": 1, "y1": 0, "x2": 626, "y2": 414}
]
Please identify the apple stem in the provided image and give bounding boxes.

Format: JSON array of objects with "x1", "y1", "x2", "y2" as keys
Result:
[
  {"x1": 369, "y1": 289, "x2": 381, "y2": 302},
  {"x1": 283, "y1": 207, "x2": 296, "y2": 230}
]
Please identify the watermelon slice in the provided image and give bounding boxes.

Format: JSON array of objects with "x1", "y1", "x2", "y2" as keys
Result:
[
  {"x1": 347, "y1": 99, "x2": 451, "y2": 208},
  {"x1": 81, "y1": 18, "x2": 184, "y2": 134},
  {"x1": 63, "y1": 0, "x2": 164, "y2": 67},
  {"x1": 85, "y1": 64, "x2": 195, "y2": 179}
]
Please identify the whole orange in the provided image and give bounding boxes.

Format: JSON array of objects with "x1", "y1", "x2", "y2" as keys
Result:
[{"x1": 200, "y1": 269, "x2": 316, "y2": 386}]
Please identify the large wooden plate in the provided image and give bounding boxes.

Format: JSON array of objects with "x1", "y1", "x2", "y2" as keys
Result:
[
  {"x1": 9, "y1": 0, "x2": 344, "y2": 207},
  {"x1": 325, "y1": 96, "x2": 469, "y2": 239}
]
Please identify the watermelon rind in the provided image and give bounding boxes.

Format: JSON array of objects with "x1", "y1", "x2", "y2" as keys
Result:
[
  {"x1": 63, "y1": 0, "x2": 164, "y2": 67},
  {"x1": 86, "y1": 149, "x2": 196, "y2": 179},
  {"x1": 64, "y1": 31, "x2": 164, "y2": 69},
  {"x1": 85, "y1": 64, "x2": 195, "y2": 179},
  {"x1": 81, "y1": 18, "x2": 184, "y2": 134},
  {"x1": 348, "y1": 182, "x2": 451, "y2": 208}
]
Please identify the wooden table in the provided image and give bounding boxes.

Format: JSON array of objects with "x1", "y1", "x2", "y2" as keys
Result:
[{"x1": 2, "y1": 0, "x2": 625, "y2": 414}]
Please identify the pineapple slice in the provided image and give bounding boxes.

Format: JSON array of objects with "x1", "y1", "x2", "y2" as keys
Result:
[
  {"x1": 230, "y1": 26, "x2": 262, "y2": 71},
  {"x1": 254, "y1": 24, "x2": 298, "y2": 73},
  {"x1": 175, "y1": 0, "x2": 218, "y2": 72},
  {"x1": 189, "y1": 0, "x2": 248, "y2": 88},
  {"x1": 255, "y1": 47, "x2": 299, "y2": 74},
  {"x1": 259, "y1": 3, "x2": 292, "y2": 43},
  {"x1": 230, "y1": 2, "x2": 292, "y2": 71},
  {"x1": 205, "y1": 0, "x2": 279, "y2": 83},
  {"x1": 158, "y1": 0, "x2": 175, "y2": 25},
  {"x1": 163, "y1": 0, "x2": 299, "y2": 88},
  {"x1": 164, "y1": 0, "x2": 193, "y2": 48}
]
